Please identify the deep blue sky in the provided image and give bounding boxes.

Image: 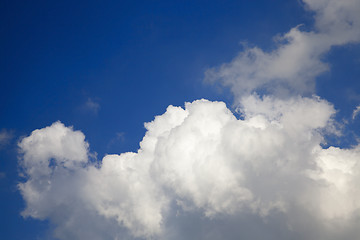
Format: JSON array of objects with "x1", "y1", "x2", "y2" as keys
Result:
[{"x1": 1, "y1": 0, "x2": 360, "y2": 239}]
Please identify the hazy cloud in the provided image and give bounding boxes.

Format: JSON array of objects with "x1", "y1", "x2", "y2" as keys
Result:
[
  {"x1": 107, "y1": 132, "x2": 126, "y2": 150},
  {"x1": 83, "y1": 98, "x2": 100, "y2": 115},
  {"x1": 352, "y1": 105, "x2": 360, "y2": 120},
  {"x1": 0, "y1": 129, "x2": 13, "y2": 149}
]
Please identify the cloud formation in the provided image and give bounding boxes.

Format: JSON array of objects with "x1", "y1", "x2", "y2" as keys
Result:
[
  {"x1": 18, "y1": 96, "x2": 360, "y2": 239},
  {"x1": 17, "y1": 0, "x2": 360, "y2": 239},
  {"x1": 205, "y1": 0, "x2": 360, "y2": 100}
]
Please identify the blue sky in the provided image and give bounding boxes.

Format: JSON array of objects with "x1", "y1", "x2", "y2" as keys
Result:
[{"x1": 1, "y1": 0, "x2": 360, "y2": 239}]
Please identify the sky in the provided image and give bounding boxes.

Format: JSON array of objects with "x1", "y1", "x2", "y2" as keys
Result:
[{"x1": 1, "y1": 0, "x2": 360, "y2": 239}]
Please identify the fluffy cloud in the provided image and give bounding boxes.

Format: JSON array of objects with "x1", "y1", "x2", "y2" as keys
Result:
[
  {"x1": 18, "y1": 96, "x2": 360, "y2": 239},
  {"x1": 17, "y1": 0, "x2": 360, "y2": 239},
  {"x1": 205, "y1": 0, "x2": 360, "y2": 100}
]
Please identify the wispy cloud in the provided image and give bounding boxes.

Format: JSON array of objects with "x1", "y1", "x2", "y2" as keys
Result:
[
  {"x1": 353, "y1": 105, "x2": 360, "y2": 120},
  {"x1": 83, "y1": 98, "x2": 100, "y2": 115},
  {"x1": 0, "y1": 129, "x2": 13, "y2": 149},
  {"x1": 107, "y1": 132, "x2": 126, "y2": 150}
]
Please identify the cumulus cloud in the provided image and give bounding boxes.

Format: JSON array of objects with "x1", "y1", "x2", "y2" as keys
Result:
[
  {"x1": 17, "y1": 0, "x2": 360, "y2": 239},
  {"x1": 18, "y1": 97, "x2": 360, "y2": 239},
  {"x1": 205, "y1": 0, "x2": 360, "y2": 100}
]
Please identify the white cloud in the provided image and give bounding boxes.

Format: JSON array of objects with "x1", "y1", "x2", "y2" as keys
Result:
[
  {"x1": 205, "y1": 0, "x2": 360, "y2": 101},
  {"x1": 304, "y1": 0, "x2": 360, "y2": 42},
  {"x1": 352, "y1": 105, "x2": 360, "y2": 120},
  {"x1": 18, "y1": 97, "x2": 360, "y2": 239}
]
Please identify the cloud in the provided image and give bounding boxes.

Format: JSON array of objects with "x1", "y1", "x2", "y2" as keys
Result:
[
  {"x1": 18, "y1": 97, "x2": 360, "y2": 239},
  {"x1": 205, "y1": 0, "x2": 360, "y2": 101},
  {"x1": 17, "y1": 0, "x2": 360, "y2": 239},
  {"x1": 0, "y1": 129, "x2": 13, "y2": 149},
  {"x1": 107, "y1": 132, "x2": 126, "y2": 150},
  {"x1": 352, "y1": 105, "x2": 360, "y2": 120},
  {"x1": 83, "y1": 98, "x2": 100, "y2": 114}
]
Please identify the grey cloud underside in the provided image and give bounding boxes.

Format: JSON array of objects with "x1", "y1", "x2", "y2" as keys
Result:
[{"x1": 17, "y1": 0, "x2": 360, "y2": 239}]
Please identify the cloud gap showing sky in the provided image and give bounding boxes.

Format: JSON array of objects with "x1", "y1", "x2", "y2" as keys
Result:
[{"x1": 17, "y1": 0, "x2": 360, "y2": 239}]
